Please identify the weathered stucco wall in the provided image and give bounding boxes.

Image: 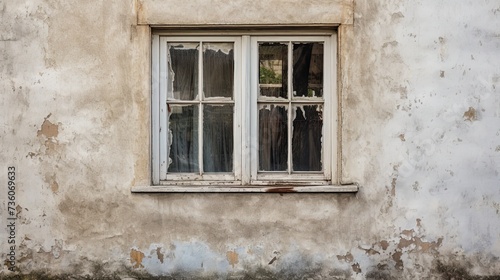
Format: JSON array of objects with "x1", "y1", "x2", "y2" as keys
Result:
[{"x1": 1, "y1": 0, "x2": 499, "y2": 279}]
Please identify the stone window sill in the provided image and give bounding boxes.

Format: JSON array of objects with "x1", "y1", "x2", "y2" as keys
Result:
[{"x1": 131, "y1": 184, "x2": 358, "y2": 193}]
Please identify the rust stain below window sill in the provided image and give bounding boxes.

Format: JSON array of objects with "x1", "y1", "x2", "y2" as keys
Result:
[{"x1": 131, "y1": 184, "x2": 358, "y2": 193}]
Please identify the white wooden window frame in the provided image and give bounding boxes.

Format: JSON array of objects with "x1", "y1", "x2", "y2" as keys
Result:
[
  {"x1": 138, "y1": 30, "x2": 358, "y2": 193},
  {"x1": 155, "y1": 36, "x2": 242, "y2": 185}
]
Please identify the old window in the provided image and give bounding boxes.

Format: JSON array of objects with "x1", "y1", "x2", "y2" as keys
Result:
[
  {"x1": 145, "y1": 30, "x2": 356, "y2": 192},
  {"x1": 250, "y1": 37, "x2": 332, "y2": 185}
]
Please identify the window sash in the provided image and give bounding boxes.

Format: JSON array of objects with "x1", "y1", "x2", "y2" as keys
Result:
[
  {"x1": 250, "y1": 35, "x2": 335, "y2": 183},
  {"x1": 156, "y1": 36, "x2": 242, "y2": 183}
]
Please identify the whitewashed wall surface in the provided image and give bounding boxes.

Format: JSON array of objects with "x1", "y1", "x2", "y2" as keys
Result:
[{"x1": 1, "y1": 0, "x2": 499, "y2": 279}]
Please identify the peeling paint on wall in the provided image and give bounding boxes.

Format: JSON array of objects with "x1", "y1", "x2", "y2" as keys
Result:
[
  {"x1": 37, "y1": 114, "x2": 58, "y2": 138},
  {"x1": 463, "y1": 107, "x2": 477, "y2": 121},
  {"x1": 226, "y1": 251, "x2": 238, "y2": 268},
  {"x1": 130, "y1": 249, "x2": 145, "y2": 269}
]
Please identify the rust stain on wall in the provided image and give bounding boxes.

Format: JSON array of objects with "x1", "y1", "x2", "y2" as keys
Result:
[
  {"x1": 265, "y1": 187, "x2": 296, "y2": 193},
  {"x1": 226, "y1": 251, "x2": 239, "y2": 268},
  {"x1": 130, "y1": 249, "x2": 145, "y2": 268}
]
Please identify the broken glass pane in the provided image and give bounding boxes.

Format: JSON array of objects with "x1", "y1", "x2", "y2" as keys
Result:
[
  {"x1": 167, "y1": 43, "x2": 199, "y2": 101},
  {"x1": 259, "y1": 105, "x2": 288, "y2": 171},
  {"x1": 259, "y1": 42, "x2": 288, "y2": 99},
  {"x1": 168, "y1": 105, "x2": 199, "y2": 172},
  {"x1": 203, "y1": 43, "x2": 234, "y2": 99},
  {"x1": 293, "y1": 42, "x2": 323, "y2": 98},
  {"x1": 292, "y1": 105, "x2": 323, "y2": 171},
  {"x1": 203, "y1": 105, "x2": 233, "y2": 172}
]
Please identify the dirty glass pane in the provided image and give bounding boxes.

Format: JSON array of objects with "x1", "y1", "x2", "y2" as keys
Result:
[
  {"x1": 293, "y1": 42, "x2": 323, "y2": 98},
  {"x1": 167, "y1": 43, "x2": 199, "y2": 100},
  {"x1": 259, "y1": 43, "x2": 288, "y2": 99},
  {"x1": 203, "y1": 43, "x2": 234, "y2": 99},
  {"x1": 167, "y1": 105, "x2": 199, "y2": 172},
  {"x1": 259, "y1": 105, "x2": 288, "y2": 171},
  {"x1": 292, "y1": 105, "x2": 323, "y2": 171},
  {"x1": 203, "y1": 105, "x2": 233, "y2": 172}
]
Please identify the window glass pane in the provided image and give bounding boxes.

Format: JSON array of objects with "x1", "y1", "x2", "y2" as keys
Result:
[
  {"x1": 203, "y1": 43, "x2": 234, "y2": 99},
  {"x1": 167, "y1": 105, "x2": 199, "y2": 172},
  {"x1": 203, "y1": 105, "x2": 233, "y2": 172},
  {"x1": 293, "y1": 42, "x2": 323, "y2": 98},
  {"x1": 259, "y1": 105, "x2": 288, "y2": 171},
  {"x1": 292, "y1": 105, "x2": 323, "y2": 171},
  {"x1": 259, "y1": 43, "x2": 288, "y2": 99},
  {"x1": 167, "y1": 43, "x2": 199, "y2": 100}
]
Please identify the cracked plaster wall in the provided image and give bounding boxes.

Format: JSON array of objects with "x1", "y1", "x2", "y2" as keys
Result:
[{"x1": 0, "y1": 0, "x2": 499, "y2": 278}]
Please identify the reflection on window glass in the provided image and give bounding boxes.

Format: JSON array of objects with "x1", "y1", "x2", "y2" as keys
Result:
[
  {"x1": 167, "y1": 43, "x2": 199, "y2": 101},
  {"x1": 293, "y1": 42, "x2": 323, "y2": 97},
  {"x1": 259, "y1": 105, "x2": 288, "y2": 171},
  {"x1": 259, "y1": 43, "x2": 288, "y2": 98},
  {"x1": 168, "y1": 105, "x2": 199, "y2": 172},
  {"x1": 203, "y1": 105, "x2": 233, "y2": 172},
  {"x1": 292, "y1": 105, "x2": 323, "y2": 171},
  {"x1": 203, "y1": 43, "x2": 234, "y2": 99}
]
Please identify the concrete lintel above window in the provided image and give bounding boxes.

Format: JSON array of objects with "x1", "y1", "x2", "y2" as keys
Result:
[
  {"x1": 132, "y1": 184, "x2": 359, "y2": 193},
  {"x1": 136, "y1": 0, "x2": 354, "y2": 26}
]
